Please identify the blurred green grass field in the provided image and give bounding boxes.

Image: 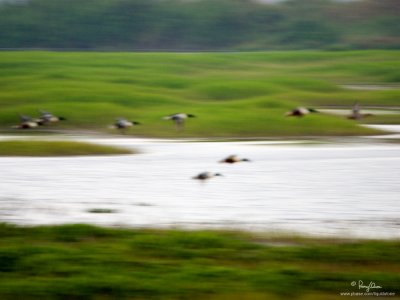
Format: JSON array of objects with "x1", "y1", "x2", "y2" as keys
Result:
[
  {"x1": 0, "y1": 224, "x2": 399, "y2": 299},
  {"x1": 0, "y1": 50, "x2": 399, "y2": 137}
]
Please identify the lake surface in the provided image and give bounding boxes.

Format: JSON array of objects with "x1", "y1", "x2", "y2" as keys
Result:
[{"x1": 1, "y1": 130, "x2": 399, "y2": 239}]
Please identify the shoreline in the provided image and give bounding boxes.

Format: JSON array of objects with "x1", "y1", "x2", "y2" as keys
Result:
[
  {"x1": 2, "y1": 221, "x2": 399, "y2": 241},
  {"x1": 0, "y1": 123, "x2": 399, "y2": 142}
]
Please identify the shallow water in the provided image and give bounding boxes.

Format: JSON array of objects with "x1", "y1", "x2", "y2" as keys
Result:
[
  {"x1": 341, "y1": 84, "x2": 400, "y2": 91},
  {"x1": 320, "y1": 108, "x2": 400, "y2": 116},
  {"x1": 1, "y1": 133, "x2": 400, "y2": 238}
]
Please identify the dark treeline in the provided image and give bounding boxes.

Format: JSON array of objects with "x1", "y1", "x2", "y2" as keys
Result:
[{"x1": 0, "y1": 0, "x2": 399, "y2": 50}]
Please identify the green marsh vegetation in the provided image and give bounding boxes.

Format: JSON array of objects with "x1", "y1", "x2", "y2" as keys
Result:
[
  {"x1": 0, "y1": 223, "x2": 399, "y2": 299},
  {"x1": 0, "y1": 51, "x2": 399, "y2": 137},
  {"x1": 0, "y1": 140, "x2": 134, "y2": 156}
]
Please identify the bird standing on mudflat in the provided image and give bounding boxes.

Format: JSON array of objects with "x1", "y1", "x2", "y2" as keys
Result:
[{"x1": 347, "y1": 102, "x2": 373, "y2": 120}]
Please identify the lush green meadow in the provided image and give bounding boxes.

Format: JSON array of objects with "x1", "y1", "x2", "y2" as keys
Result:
[
  {"x1": 0, "y1": 223, "x2": 399, "y2": 299},
  {"x1": 0, "y1": 51, "x2": 399, "y2": 137},
  {"x1": 0, "y1": 140, "x2": 134, "y2": 156}
]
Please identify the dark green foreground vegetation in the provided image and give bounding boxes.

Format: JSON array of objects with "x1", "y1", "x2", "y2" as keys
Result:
[
  {"x1": 0, "y1": 51, "x2": 399, "y2": 137},
  {"x1": 0, "y1": 140, "x2": 133, "y2": 156},
  {"x1": 0, "y1": 223, "x2": 399, "y2": 299}
]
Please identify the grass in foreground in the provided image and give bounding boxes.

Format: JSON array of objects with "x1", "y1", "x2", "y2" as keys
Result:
[
  {"x1": 0, "y1": 51, "x2": 399, "y2": 137},
  {"x1": 0, "y1": 140, "x2": 134, "y2": 156},
  {"x1": 0, "y1": 223, "x2": 399, "y2": 299}
]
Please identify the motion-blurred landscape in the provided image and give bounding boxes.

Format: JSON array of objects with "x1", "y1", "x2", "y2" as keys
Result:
[{"x1": 0, "y1": 0, "x2": 399, "y2": 299}]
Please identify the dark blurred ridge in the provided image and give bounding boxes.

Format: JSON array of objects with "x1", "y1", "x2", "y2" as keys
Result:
[{"x1": 0, "y1": 0, "x2": 399, "y2": 50}]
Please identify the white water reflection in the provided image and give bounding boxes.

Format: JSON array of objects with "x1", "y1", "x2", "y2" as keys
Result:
[{"x1": 0, "y1": 135, "x2": 399, "y2": 238}]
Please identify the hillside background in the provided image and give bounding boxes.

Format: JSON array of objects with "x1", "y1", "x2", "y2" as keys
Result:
[{"x1": 0, "y1": 0, "x2": 399, "y2": 50}]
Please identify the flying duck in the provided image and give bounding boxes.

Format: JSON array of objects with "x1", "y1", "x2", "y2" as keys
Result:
[
  {"x1": 285, "y1": 107, "x2": 318, "y2": 117},
  {"x1": 347, "y1": 102, "x2": 373, "y2": 120},
  {"x1": 163, "y1": 113, "x2": 196, "y2": 131},
  {"x1": 38, "y1": 110, "x2": 66, "y2": 125},
  {"x1": 12, "y1": 114, "x2": 40, "y2": 129},
  {"x1": 110, "y1": 118, "x2": 141, "y2": 133},
  {"x1": 192, "y1": 172, "x2": 222, "y2": 181},
  {"x1": 220, "y1": 155, "x2": 251, "y2": 164}
]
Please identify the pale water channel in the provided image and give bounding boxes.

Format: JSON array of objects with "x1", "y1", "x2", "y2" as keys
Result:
[{"x1": 0, "y1": 127, "x2": 399, "y2": 239}]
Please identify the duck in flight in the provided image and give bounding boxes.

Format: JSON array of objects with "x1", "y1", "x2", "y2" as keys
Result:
[
  {"x1": 110, "y1": 118, "x2": 141, "y2": 133},
  {"x1": 38, "y1": 110, "x2": 66, "y2": 125},
  {"x1": 12, "y1": 114, "x2": 40, "y2": 129},
  {"x1": 163, "y1": 113, "x2": 196, "y2": 131},
  {"x1": 192, "y1": 172, "x2": 222, "y2": 181},
  {"x1": 285, "y1": 107, "x2": 318, "y2": 117},
  {"x1": 220, "y1": 155, "x2": 251, "y2": 164}
]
